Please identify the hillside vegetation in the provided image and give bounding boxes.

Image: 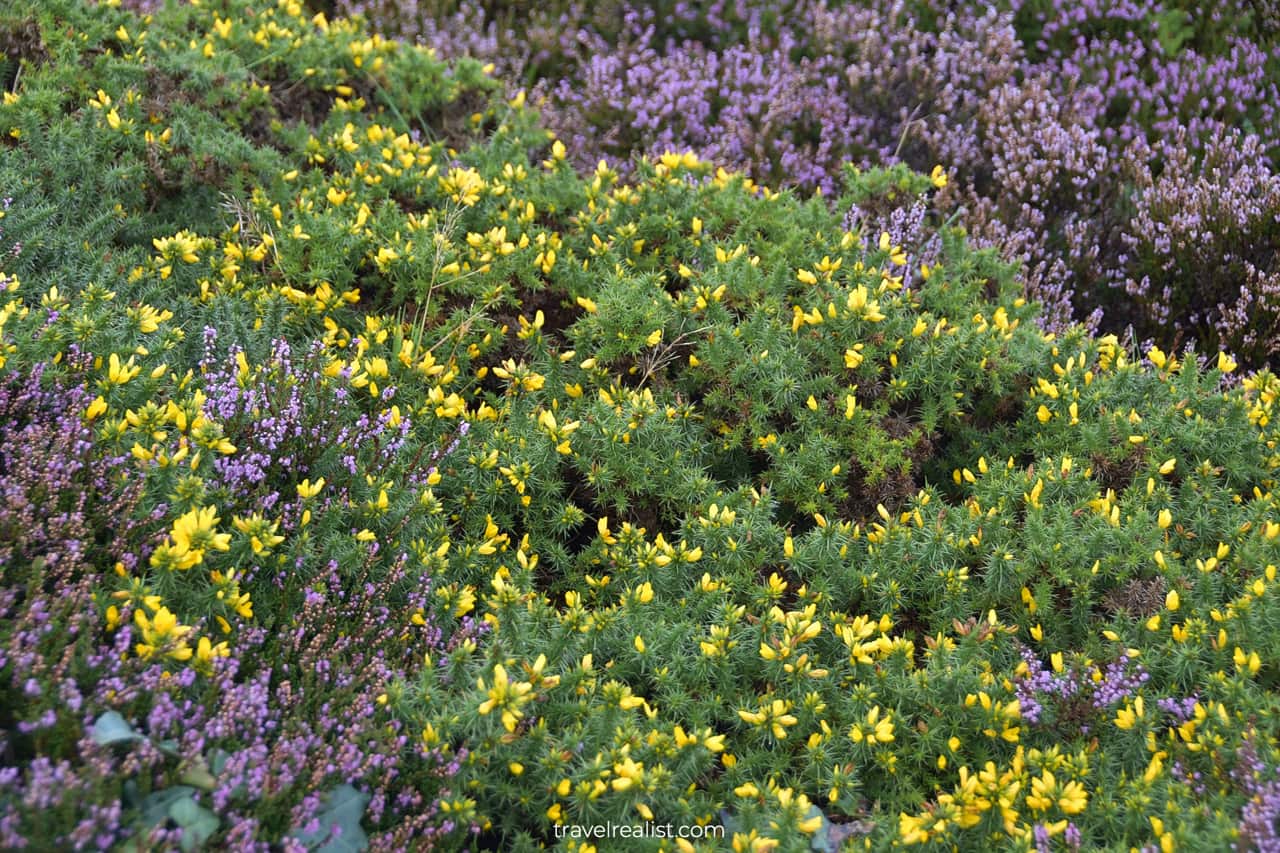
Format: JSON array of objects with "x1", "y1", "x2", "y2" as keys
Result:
[{"x1": 2, "y1": 1, "x2": 1280, "y2": 850}]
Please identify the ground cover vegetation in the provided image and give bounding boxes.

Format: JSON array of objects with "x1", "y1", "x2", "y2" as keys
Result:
[
  {"x1": 329, "y1": 0, "x2": 1280, "y2": 370},
  {"x1": 3, "y1": 0, "x2": 1280, "y2": 850}
]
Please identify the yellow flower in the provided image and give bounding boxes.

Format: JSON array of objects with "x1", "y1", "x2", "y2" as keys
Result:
[
  {"x1": 849, "y1": 706, "x2": 895, "y2": 744},
  {"x1": 1115, "y1": 704, "x2": 1138, "y2": 730},
  {"x1": 373, "y1": 246, "x2": 399, "y2": 271},
  {"x1": 107, "y1": 353, "x2": 141, "y2": 386},
  {"x1": 227, "y1": 589, "x2": 253, "y2": 619},
  {"x1": 149, "y1": 539, "x2": 196, "y2": 572},
  {"x1": 133, "y1": 606, "x2": 192, "y2": 661},
  {"x1": 1058, "y1": 779, "x2": 1088, "y2": 815},
  {"x1": 297, "y1": 477, "x2": 326, "y2": 499},
  {"x1": 877, "y1": 232, "x2": 907, "y2": 266},
  {"x1": 477, "y1": 664, "x2": 534, "y2": 732},
  {"x1": 169, "y1": 505, "x2": 231, "y2": 564},
  {"x1": 522, "y1": 653, "x2": 560, "y2": 690},
  {"x1": 195, "y1": 636, "x2": 230, "y2": 672},
  {"x1": 611, "y1": 757, "x2": 644, "y2": 791},
  {"x1": 1027, "y1": 770, "x2": 1088, "y2": 815},
  {"x1": 930, "y1": 165, "x2": 948, "y2": 188},
  {"x1": 131, "y1": 304, "x2": 173, "y2": 333},
  {"x1": 1235, "y1": 646, "x2": 1262, "y2": 675},
  {"x1": 232, "y1": 512, "x2": 285, "y2": 554},
  {"x1": 152, "y1": 231, "x2": 202, "y2": 265},
  {"x1": 440, "y1": 166, "x2": 484, "y2": 206},
  {"x1": 442, "y1": 585, "x2": 476, "y2": 618},
  {"x1": 738, "y1": 699, "x2": 798, "y2": 739}
]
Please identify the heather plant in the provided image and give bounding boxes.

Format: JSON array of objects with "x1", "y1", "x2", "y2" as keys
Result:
[
  {"x1": 1001, "y1": 0, "x2": 1280, "y2": 364},
  {"x1": 0, "y1": 300, "x2": 478, "y2": 847},
  {"x1": 0, "y1": 366, "x2": 152, "y2": 849},
  {"x1": 0, "y1": 302, "x2": 474, "y2": 847},
  {"x1": 1115, "y1": 126, "x2": 1280, "y2": 362}
]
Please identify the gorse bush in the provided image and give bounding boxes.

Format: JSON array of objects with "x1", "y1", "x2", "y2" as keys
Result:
[
  {"x1": 330, "y1": 0, "x2": 1280, "y2": 370},
  {"x1": 387, "y1": 160, "x2": 1280, "y2": 849},
  {"x1": 5, "y1": 0, "x2": 1280, "y2": 851}
]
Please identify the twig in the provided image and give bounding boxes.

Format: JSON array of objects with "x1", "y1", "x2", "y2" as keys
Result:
[
  {"x1": 637, "y1": 325, "x2": 712, "y2": 387},
  {"x1": 893, "y1": 103, "x2": 925, "y2": 161}
]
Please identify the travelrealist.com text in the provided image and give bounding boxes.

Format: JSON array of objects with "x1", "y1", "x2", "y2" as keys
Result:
[{"x1": 552, "y1": 823, "x2": 726, "y2": 840}]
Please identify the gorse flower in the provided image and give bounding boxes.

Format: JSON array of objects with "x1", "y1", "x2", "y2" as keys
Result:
[
  {"x1": 170, "y1": 506, "x2": 231, "y2": 562},
  {"x1": 1026, "y1": 770, "x2": 1088, "y2": 816},
  {"x1": 133, "y1": 606, "x2": 193, "y2": 661},
  {"x1": 739, "y1": 699, "x2": 799, "y2": 739},
  {"x1": 477, "y1": 664, "x2": 535, "y2": 732},
  {"x1": 848, "y1": 706, "x2": 895, "y2": 745}
]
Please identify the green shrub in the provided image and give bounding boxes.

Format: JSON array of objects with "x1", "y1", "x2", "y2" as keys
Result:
[{"x1": 386, "y1": 153, "x2": 1280, "y2": 850}]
